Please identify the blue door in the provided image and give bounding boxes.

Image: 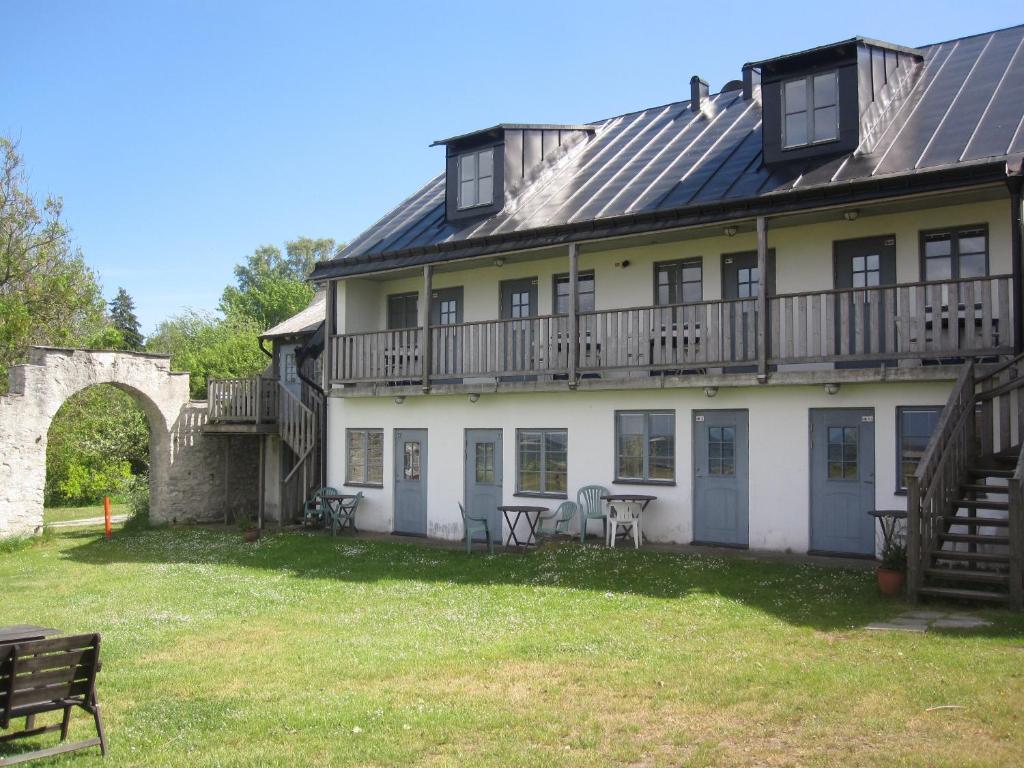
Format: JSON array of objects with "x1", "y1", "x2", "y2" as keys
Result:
[
  {"x1": 465, "y1": 429, "x2": 503, "y2": 541},
  {"x1": 394, "y1": 429, "x2": 428, "y2": 536},
  {"x1": 810, "y1": 409, "x2": 875, "y2": 555},
  {"x1": 693, "y1": 410, "x2": 749, "y2": 547}
]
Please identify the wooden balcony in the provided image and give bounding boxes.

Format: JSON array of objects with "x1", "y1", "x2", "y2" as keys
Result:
[
  {"x1": 327, "y1": 275, "x2": 1016, "y2": 388},
  {"x1": 207, "y1": 377, "x2": 278, "y2": 424}
]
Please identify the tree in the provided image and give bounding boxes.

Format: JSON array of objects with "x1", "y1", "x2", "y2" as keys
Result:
[
  {"x1": 218, "y1": 237, "x2": 338, "y2": 331},
  {"x1": 146, "y1": 310, "x2": 268, "y2": 398},
  {"x1": 0, "y1": 137, "x2": 108, "y2": 392},
  {"x1": 109, "y1": 287, "x2": 144, "y2": 350}
]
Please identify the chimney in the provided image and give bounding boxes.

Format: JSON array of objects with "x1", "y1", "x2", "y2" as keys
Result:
[
  {"x1": 690, "y1": 76, "x2": 709, "y2": 111},
  {"x1": 742, "y1": 63, "x2": 760, "y2": 100}
]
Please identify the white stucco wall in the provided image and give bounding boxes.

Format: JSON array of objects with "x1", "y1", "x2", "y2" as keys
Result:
[{"x1": 326, "y1": 379, "x2": 953, "y2": 554}]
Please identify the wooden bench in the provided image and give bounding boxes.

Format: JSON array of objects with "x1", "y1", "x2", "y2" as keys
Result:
[{"x1": 0, "y1": 634, "x2": 106, "y2": 765}]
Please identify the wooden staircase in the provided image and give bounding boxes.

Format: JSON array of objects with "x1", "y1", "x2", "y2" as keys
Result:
[
  {"x1": 908, "y1": 355, "x2": 1024, "y2": 610},
  {"x1": 278, "y1": 383, "x2": 323, "y2": 523}
]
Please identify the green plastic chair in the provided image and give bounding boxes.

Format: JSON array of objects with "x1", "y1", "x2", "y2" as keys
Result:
[
  {"x1": 303, "y1": 487, "x2": 338, "y2": 528},
  {"x1": 330, "y1": 492, "x2": 363, "y2": 535},
  {"x1": 537, "y1": 500, "x2": 578, "y2": 537},
  {"x1": 578, "y1": 485, "x2": 609, "y2": 543},
  {"x1": 459, "y1": 502, "x2": 495, "y2": 554}
]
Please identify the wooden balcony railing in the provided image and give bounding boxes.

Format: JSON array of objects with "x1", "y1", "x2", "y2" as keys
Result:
[
  {"x1": 327, "y1": 275, "x2": 1015, "y2": 386},
  {"x1": 208, "y1": 377, "x2": 277, "y2": 422}
]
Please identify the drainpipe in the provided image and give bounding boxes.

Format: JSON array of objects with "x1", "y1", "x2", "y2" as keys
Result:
[{"x1": 1007, "y1": 156, "x2": 1023, "y2": 355}]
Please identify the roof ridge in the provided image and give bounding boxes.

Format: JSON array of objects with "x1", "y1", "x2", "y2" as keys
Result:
[{"x1": 919, "y1": 21, "x2": 1024, "y2": 50}]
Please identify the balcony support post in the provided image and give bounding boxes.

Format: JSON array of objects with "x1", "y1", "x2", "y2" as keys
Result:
[
  {"x1": 421, "y1": 264, "x2": 433, "y2": 392},
  {"x1": 568, "y1": 242, "x2": 579, "y2": 387},
  {"x1": 756, "y1": 215, "x2": 769, "y2": 382},
  {"x1": 325, "y1": 279, "x2": 337, "y2": 387},
  {"x1": 1008, "y1": 171, "x2": 1023, "y2": 355},
  {"x1": 255, "y1": 376, "x2": 262, "y2": 425}
]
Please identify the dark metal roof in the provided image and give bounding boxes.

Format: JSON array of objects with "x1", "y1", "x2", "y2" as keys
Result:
[
  {"x1": 431, "y1": 123, "x2": 597, "y2": 146},
  {"x1": 314, "y1": 24, "x2": 1024, "y2": 281}
]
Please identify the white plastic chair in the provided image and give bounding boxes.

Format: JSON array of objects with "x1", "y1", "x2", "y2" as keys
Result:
[{"x1": 606, "y1": 501, "x2": 641, "y2": 549}]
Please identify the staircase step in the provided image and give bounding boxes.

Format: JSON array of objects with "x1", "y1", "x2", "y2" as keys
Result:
[
  {"x1": 924, "y1": 567, "x2": 1009, "y2": 585},
  {"x1": 938, "y1": 532, "x2": 1009, "y2": 545},
  {"x1": 918, "y1": 586, "x2": 1009, "y2": 603},
  {"x1": 931, "y1": 550, "x2": 1009, "y2": 564},
  {"x1": 967, "y1": 467, "x2": 1014, "y2": 478},
  {"x1": 960, "y1": 483, "x2": 1008, "y2": 494},
  {"x1": 953, "y1": 498, "x2": 1009, "y2": 511},
  {"x1": 941, "y1": 515, "x2": 1008, "y2": 527}
]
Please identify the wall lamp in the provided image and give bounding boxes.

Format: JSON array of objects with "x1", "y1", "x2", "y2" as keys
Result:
[
  {"x1": 394, "y1": 395, "x2": 405, "y2": 405},
  {"x1": 824, "y1": 383, "x2": 841, "y2": 396},
  {"x1": 468, "y1": 393, "x2": 480, "y2": 403},
  {"x1": 843, "y1": 209, "x2": 860, "y2": 222},
  {"x1": 493, "y1": 257, "x2": 506, "y2": 267},
  {"x1": 723, "y1": 225, "x2": 738, "y2": 237},
  {"x1": 704, "y1": 386, "x2": 719, "y2": 398}
]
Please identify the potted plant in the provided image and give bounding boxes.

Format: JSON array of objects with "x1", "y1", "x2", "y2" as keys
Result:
[
  {"x1": 876, "y1": 537, "x2": 906, "y2": 596},
  {"x1": 237, "y1": 511, "x2": 260, "y2": 543}
]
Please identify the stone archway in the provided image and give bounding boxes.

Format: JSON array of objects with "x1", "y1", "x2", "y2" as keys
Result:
[{"x1": 0, "y1": 347, "x2": 255, "y2": 537}]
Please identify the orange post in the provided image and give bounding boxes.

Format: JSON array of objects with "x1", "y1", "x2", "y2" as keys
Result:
[{"x1": 104, "y1": 496, "x2": 112, "y2": 539}]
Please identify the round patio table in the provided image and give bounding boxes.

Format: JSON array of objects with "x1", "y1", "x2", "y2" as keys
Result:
[
  {"x1": 602, "y1": 494, "x2": 657, "y2": 547},
  {"x1": 499, "y1": 505, "x2": 548, "y2": 552}
]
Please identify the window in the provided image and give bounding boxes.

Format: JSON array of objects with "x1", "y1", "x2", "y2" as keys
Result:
[
  {"x1": 438, "y1": 298, "x2": 458, "y2": 325},
  {"x1": 553, "y1": 271, "x2": 595, "y2": 314},
  {"x1": 476, "y1": 442, "x2": 496, "y2": 483},
  {"x1": 655, "y1": 259, "x2": 702, "y2": 305},
  {"x1": 708, "y1": 426, "x2": 736, "y2": 476},
  {"x1": 897, "y1": 407, "x2": 941, "y2": 491},
  {"x1": 517, "y1": 429, "x2": 567, "y2": 496},
  {"x1": 403, "y1": 441, "x2": 421, "y2": 481},
  {"x1": 921, "y1": 226, "x2": 988, "y2": 281},
  {"x1": 346, "y1": 429, "x2": 383, "y2": 486},
  {"x1": 616, "y1": 411, "x2": 675, "y2": 483},
  {"x1": 283, "y1": 352, "x2": 297, "y2": 383},
  {"x1": 852, "y1": 254, "x2": 881, "y2": 288},
  {"x1": 387, "y1": 293, "x2": 419, "y2": 329},
  {"x1": 457, "y1": 147, "x2": 494, "y2": 210},
  {"x1": 783, "y1": 71, "x2": 839, "y2": 148},
  {"x1": 826, "y1": 426, "x2": 858, "y2": 480},
  {"x1": 736, "y1": 266, "x2": 759, "y2": 298}
]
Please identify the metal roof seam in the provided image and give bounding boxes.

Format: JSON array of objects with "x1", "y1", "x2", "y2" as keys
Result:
[
  {"x1": 961, "y1": 34, "x2": 1024, "y2": 161},
  {"x1": 914, "y1": 33, "x2": 994, "y2": 169},
  {"x1": 689, "y1": 118, "x2": 764, "y2": 202}
]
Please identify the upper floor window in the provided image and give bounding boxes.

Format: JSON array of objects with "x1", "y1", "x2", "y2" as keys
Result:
[
  {"x1": 655, "y1": 259, "x2": 702, "y2": 305},
  {"x1": 553, "y1": 271, "x2": 595, "y2": 314},
  {"x1": 921, "y1": 226, "x2": 988, "y2": 281},
  {"x1": 283, "y1": 352, "x2": 297, "y2": 383},
  {"x1": 783, "y1": 71, "x2": 838, "y2": 148},
  {"x1": 457, "y1": 148, "x2": 494, "y2": 210},
  {"x1": 387, "y1": 292, "x2": 419, "y2": 330}
]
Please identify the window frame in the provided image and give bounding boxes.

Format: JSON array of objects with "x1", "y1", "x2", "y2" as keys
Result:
[
  {"x1": 552, "y1": 270, "x2": 596, "y2": 315},
  {"x1": 918, "y1": 224, "x2": 990, "y2": 282},
  {"x1": 514, "y1": 428, "x2": 569, "y2": 498},
  {"x1": 895, "y1": 406, "x2": 943, "y2": 494},
  {"x1": 614, "y1": 410, "x2": 676, "y2": 485},
  {"x1": 283, "y1": 351, "x2": 297, "y2": 383},
  {"x1": 345, "y1": 428, "x2": 384, "y2": 488},
  {"x1": 456, "y1": 147, "x2": 495, "y2": 211},
  {"x1": 386, "y1": 292, "x2": 420, "y2": 330},
  {"x1": 781, "y1": 70, "x2": 840, "y2": 150},
  {"x1": 653, "y1": 258, "x2": 703, "y2": 306}
]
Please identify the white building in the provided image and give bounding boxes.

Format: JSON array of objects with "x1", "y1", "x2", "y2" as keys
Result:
[{"x1": 214, "y1": 27, "x2": 1024, "y2": 607}]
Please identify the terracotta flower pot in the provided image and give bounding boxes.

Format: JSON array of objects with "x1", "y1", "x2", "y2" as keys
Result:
[
  {"x1": 243, "y1": 528, "x2": 260, "y2": 543},
  {"x1": 876, "y1": 567, "x2": 905, "y2": 597}
]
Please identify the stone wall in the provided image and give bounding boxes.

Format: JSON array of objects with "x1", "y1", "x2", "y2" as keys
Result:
[{"x1": 0, "y1": 347, "x2": 258, "y2": 537}]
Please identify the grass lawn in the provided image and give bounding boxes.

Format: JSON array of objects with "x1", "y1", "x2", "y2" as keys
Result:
[
  {"x1": 43, "y1": 502, "x2": 126, "y2": 524},
  {"x1": 1, "y1": 527, "x2": 1022, "y2": 767}
]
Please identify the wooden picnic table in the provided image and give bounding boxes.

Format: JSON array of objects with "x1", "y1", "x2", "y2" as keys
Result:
[{"x1": 0, "y1": 624, "x2": 61, "y2": 645}]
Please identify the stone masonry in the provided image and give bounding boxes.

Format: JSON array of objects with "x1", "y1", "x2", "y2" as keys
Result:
[{"x1": 0, "y1": 347, "x2": 257, "y2": 537}]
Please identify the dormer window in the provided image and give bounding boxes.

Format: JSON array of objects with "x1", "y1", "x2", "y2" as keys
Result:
[
  {"x1": 782, "y1": 71, "x2": 838, "y2": 148},
  {"x1": 457, "y1": 148, "x2": 494, "y2": 210}
]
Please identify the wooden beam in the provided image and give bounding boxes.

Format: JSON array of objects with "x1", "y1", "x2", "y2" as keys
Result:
[
  {"x1": 257, "y1": 437, "x2": 265, "y2": 530},
  {"x1": 1008, "y1": 181, "x2": 1023, "y2": 355},
  {"x1": 756, "y1": 216, "x2": 769, "y2": 381},
  {"x1": 421, "y1": 264, "x2": 433, "y2": 392},
  {"x1": 325, "y1": 280, "x2": 337, "y2": 386},
  {"x1": 567, "y1": 242, "x2": 579, "y2": 387}
]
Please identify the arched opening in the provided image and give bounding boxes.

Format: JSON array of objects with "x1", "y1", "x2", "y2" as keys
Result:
[{"x1": 44, "y1": 383, "x2": 156, "y2": 526}]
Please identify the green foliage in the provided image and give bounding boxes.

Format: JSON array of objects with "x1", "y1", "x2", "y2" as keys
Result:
[
  {"x1": 0, "y1": 137, "x2": 110, "y2": 392},
  {"x1": 880, "y1": 536, "x2": 907, "y2": 571},
  {"x1": 109, "y1": 286, "x2": 144, "y2": 349},
  {"x1": 45, "y1": 385, "x2": 150, "y2": 506},
  {"x1": 121, "y1": 473, "x2": 151, "y2": 531},
  {"x1": 146, "y1": 310, "x2": 268, "y2": 398}
]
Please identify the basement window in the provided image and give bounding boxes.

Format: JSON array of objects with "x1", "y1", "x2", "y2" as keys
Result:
[
  {"x1": 457, "y1": 148, "x2": 494, "y2": 210},
  {"x1": 783, "y1": 71, "x2": 839, "y2": 148}
]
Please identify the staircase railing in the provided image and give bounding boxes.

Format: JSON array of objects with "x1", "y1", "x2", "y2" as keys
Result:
[
  {"x1": 908, "y1": 352, "x2": 1024, "y2": 607},
  {"x1": 278, "y1": 383, "x2": 321, "y2": 524}
]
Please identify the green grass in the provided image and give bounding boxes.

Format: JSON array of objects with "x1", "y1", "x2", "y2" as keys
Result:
[
  {"x1": 43, "y1": 502, "x2": 126, "y2": 524},
  {"x1": 2, "y1": 527, "x2": 1022, "y2": 767}
]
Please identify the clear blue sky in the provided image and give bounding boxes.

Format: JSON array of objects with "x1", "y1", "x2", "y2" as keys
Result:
[{"x1": 4, "y1": 1, "x2": 1021, "y2": 333}]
